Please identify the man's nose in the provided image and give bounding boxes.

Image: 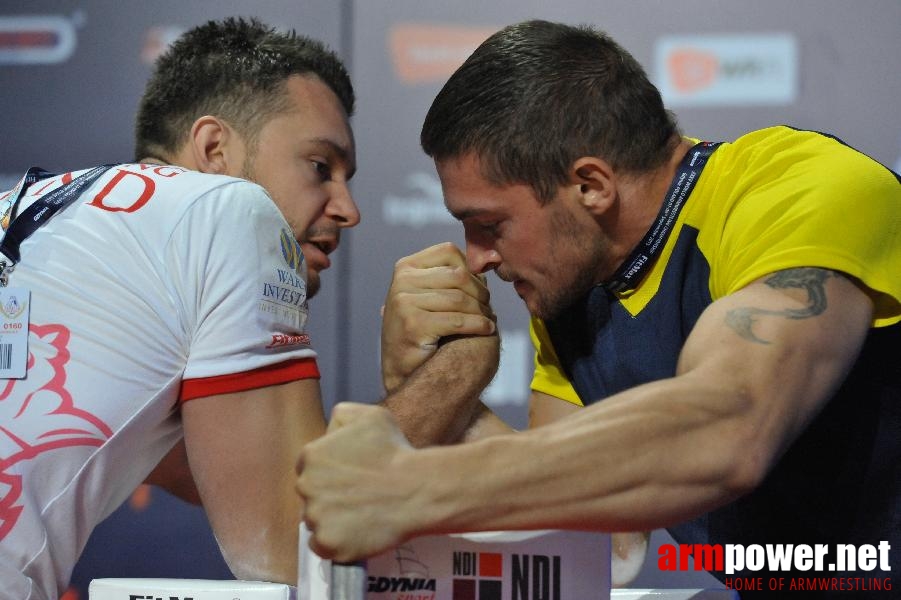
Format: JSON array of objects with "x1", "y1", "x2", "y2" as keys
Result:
[
  {"x1": 466, "y1": 242, "x2": 501, "y2": 275},
  {"x1": 328, "y1": 181, "x2": 360, "y2": 228}
]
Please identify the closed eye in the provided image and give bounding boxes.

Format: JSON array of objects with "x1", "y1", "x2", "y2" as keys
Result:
[
  {"x1": 463, "y1": 219, "x2": 501, "y2": 241},
  {"x1": 479, "y1": 221, "x2": 500, "y2": 235}
]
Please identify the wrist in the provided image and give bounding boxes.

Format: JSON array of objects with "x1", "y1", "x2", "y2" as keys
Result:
[
  {"x1": 391, "y1": 445, "x2": 448, "y2": 540},
  {"x1": 396, "y1": 434, "x2": 518, "y2": 538}
]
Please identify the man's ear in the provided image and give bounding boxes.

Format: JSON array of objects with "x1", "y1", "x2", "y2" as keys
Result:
[
  {"x1": 188, "y1": 116, "x2": 241, "y2": 175},
  {"x1": 569, "y1": 156, "x2": 617, "y2": 216}
]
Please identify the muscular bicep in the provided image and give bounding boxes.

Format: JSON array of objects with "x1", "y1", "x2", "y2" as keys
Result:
[
  {"x1": 678, "y1": 268, "x2": 873, "y2": 467},
  {"x1": 181, "y1": 378, "x2": 326, "y2": 581}
]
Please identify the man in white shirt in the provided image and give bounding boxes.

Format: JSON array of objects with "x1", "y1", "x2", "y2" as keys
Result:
[{"x1": 0, "y1": 17, "x2": 499, "y2": 599}]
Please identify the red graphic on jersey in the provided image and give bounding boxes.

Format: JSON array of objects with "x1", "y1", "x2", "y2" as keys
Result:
[
  {"x1": 0, "y1": 324, "x2": 112, "y2": 540},
  {"x1": 266, "y1": 332, "x2": 311, "y2": 348}
]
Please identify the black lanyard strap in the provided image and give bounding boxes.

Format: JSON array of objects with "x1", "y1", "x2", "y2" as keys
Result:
[
  {"x1": 604, "y1": 141, "x2": 721, "y2": 293},
  {"x1": 0, "y1": 164, "x2": 116, "y2": 286},
  {"x1": 545, "y1": 141, "x2": 722, "y2": 382}
]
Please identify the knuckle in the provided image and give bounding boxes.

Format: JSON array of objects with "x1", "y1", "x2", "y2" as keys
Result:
[
  {"x1": 334, "y1": 402, "x2": 354, "y2": 416},
  {"x1": 394, "y1": 254, "x2": 413, "y2": 270},
  {"x1": 425, "y1": 242, "x2": 457, "y2": 256},
  {"x1": 472, "y1": 312, "x2": 492, "y2": 327},
  {"x1": 450, "y1": 266, "x2": 469, "y2": 285},
  {"x1": 447, "y1": 288, "x2": 467, "y2": 307},
  {"x1": 394, "y1": 291, "x2": 418, "y2": 308},
  {"x1": 399, "y1": 311, "x2": 420, "y2": 332}
]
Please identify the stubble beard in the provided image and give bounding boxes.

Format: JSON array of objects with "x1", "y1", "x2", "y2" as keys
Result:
[
  {"x1": 304, "y1": 268, "x2": 321, "y2": 299},
  {"x1": 241, "y1": 152, "x2": 321, "y2": 300},
  {"x1": 529, "y1": 206, "x2": 607, "y2": 321}
]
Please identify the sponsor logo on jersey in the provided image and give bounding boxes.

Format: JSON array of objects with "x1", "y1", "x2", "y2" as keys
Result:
[
  {"x1": 261, "y1": 230, "x2": 309, "y2": 328},
  {"x1": 279, "y1": 228, "x2": 306, "y2": 275},
  {"x1": 266, "y1": 333, "x2": 311, "y2": 349},
  {"x1": 261, "y1": 283, "x2": 307, "y2": 309}
]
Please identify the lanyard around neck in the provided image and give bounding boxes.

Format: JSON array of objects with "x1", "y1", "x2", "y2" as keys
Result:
[
  {"x1": 0, "y1": 164, "x2": 116, "y2": 286},
  {"x1": 603, "y1": 141, "x2": 721, "y2": 294}
]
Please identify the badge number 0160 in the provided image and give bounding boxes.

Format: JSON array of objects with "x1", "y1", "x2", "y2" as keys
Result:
[{"x1": 0, "y1": 287, "x2": 30, "y2": 378}]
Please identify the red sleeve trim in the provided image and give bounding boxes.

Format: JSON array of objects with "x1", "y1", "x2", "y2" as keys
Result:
[{"x1": 180, "y1": 357, "x2": 320, "y2": 403}]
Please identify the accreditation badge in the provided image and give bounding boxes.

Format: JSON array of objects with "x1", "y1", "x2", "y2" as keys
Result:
[{"x1": 0, "y1": 288, "x2": 30, "y2": 378}]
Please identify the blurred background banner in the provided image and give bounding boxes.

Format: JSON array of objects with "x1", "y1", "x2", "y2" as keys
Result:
[{"x1": 1, "y1": 1, "x2": 899, "y2": 597}]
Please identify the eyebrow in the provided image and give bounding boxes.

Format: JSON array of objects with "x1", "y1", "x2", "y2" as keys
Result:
[
  {"x1": 447, "y1": 206, "x2": 493, "y2": 222},
  {"x1": 310, "y1": 137, "x2": 357, "y2": 179}
]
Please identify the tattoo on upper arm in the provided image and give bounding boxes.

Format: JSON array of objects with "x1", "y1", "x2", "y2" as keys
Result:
[{"x1": 724, "y1": 268, "x2": 835, "y2": 344}]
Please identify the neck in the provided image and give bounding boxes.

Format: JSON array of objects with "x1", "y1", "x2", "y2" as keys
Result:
[
  {"x1": 139, "y1": 147, "x2": 197, "y2": 170},
  {"x1": 598, "y1": 136, "x2": 693, "y2": 281},
  {"x1": 137, "y1": 156, "x2": 169, "y2": 166},
  {"x1": 643, "y1": 137, "x2": 694, "y2": 211}
]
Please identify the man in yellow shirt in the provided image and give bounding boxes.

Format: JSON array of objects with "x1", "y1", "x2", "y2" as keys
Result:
[{"x1": 297, "y1": 19, "x2": 900, "y2": 595}]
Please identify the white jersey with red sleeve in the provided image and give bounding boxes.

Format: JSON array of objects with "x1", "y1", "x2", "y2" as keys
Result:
[{"x1": 0, "y1": 164, "x2": 318, "y2": 600}]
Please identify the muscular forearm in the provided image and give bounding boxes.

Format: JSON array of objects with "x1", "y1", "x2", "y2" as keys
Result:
[
  {"x1": 381, "y1": 334, "x2": 499, "y2": 447},
  {"x1": 461, "y1": 402, "x2": 515, "y2": 442},
  {"x1": 299, "y1": 270, "x2": 874, "y2": 563},
  {"x1": 396, "y1": 375, "x2": 762, "y2": 538},
  {"x1": 297, "y1": 382, "x2": 735, "y2": 563},
  {"x1": 402, "y1": 272, "x2": 873, "y2": 537}
]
